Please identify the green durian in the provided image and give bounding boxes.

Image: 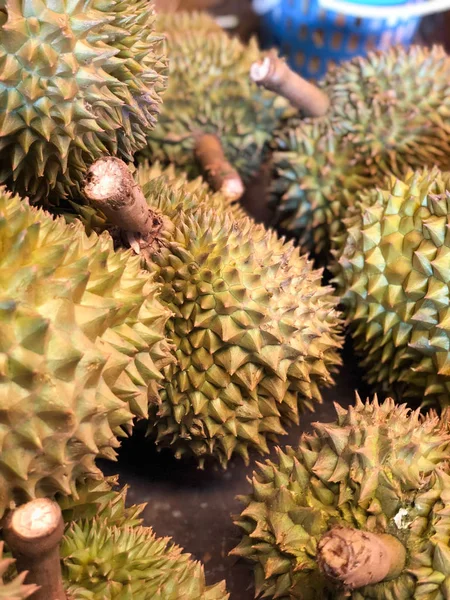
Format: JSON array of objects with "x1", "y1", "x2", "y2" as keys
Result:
[
  {"x1": 57, "y1": 476, "x2": 145, "y2": 526},
  {"x1": 0, "y1": 542, "x2": 37, "y2": 599},
  {"x1": 60, "y1": 481, "x2": 229, "y2": 599},
  {"x1": 143, "y1": 11, "x2": 290, "y2": 184},
  {"x1": 2, "y1": 480, "x2": 229, "y2": 599},
  {"x1": 136, "y1": 178, "x2": 343, "y2": 467},
  {"x1": 333, "y1": 167, "x2": 450, "y2": 408},
  {"x1": 232, "y1": 395, "x2": 450, "y2": 599},
  {"x1": 0, "y1": 186, "x2": 172, "y2": 517},
  {"x1": 270, "y1": 121, "x2": 377, "y2": 254},
  {"x1": 271, "y1": 45, "x2": 450, "y2": 256},
  {"x1": 0, "y1": 0, "x2": 167, "y2": 203}
]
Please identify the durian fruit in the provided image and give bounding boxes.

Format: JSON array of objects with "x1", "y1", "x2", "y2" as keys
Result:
[
  {"x1": 60, "y1": 481, "x2": 229, "y2": 599},
  {"x1": 143, "y1": 11, "x2": 290, "y2": 191},
  {"x1": 334, "y1": 167, "x2": 450, "y2": 408},
  {"x1": 321, "y1": 45, "x2": 450, "y2": 160},
  {"x1": 232, "y1": 395, "x2": 450, "y2": 599},
  {"x1": 0, "y1": 542, "x2": 38, "y2": 599},
  {"x1": 0, "y1": 186, "x2": 172, "y2": 517},
  {"x1": 271, "y1": 120, "x2": 378, "y2": 254},
  {"x1": 271, "y1": 45, "x2": 450, "y2": 256},
  {"x1": 0, "y1": 0, "x2": 167, "y2": 203},
  {"x1": 126, "y1": 176, "x2": 343, "y2": 467}
]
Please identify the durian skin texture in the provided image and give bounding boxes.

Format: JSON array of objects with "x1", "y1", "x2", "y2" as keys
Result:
[
  {"x1": 271, "y1": 45, "x2": 450, "y2": 256},
  {"x1": 144, "y1": 11, "x2": 290, "y2": 183},
  {"x1": 334, "y1": 168, "x2": 450, "y2": 408},
  {"x1": 0, "y1": 186, "x2": 172, "y2": 517},
  {"x1": 142, "y1": 179, "x2": 343, "y2": 467},
  {"x1": 0, "y1": 0, "x2": 167, "y2": 203},
  {"x1": 233, "y1": 396, "x2": 450, "y2": 600},
  {"x1": 60, "y1": 481, "x2": 229, "y2": 600}
]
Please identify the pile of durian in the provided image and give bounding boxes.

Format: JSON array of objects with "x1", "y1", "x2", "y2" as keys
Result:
[{"x1": 1, "y1": 0, "x2": 450, "y2": 597}]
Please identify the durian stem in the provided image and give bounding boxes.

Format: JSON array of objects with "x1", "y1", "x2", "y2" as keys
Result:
[
  {"x1": 194, "y1": 133, "x2": 244, "y2": 201},
  {"x1": 3, "y1": 498, "x2": 67, "y2": 600},
  {"x1": 83, "y1": 157, "x2": 160, "y2": 236},
  {"x1": 250, "y1": 53, "x2": 330, "y2": 117},
  {"x1": 317, "y1": 527, "x2": 406, "y2": 590}
]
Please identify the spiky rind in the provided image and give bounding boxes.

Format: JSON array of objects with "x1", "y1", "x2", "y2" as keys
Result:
[
  {"x1": 144, "y1": 12, "x2": 289, "y2": 183},
  {"x1": 0, "y1": 0, "x2": 167, "y2": 202},
  {"x1": 334, "y1": 167, "x2": 450, "y2": 407},
  {"x1": 271, "y1": 120, "x2": 378, "y2": 255},
  {"x1": 233, "y1": 396, "x2": 450, "y2": 599},
  {"x1": 0, "y1": 186, "x2": 172, "y2": 516},
  {"x1": 142, "y1": 179, "x2": 343, "y2": 466},
  {"x1": 61, "y1": 486, "x2": 229, "y2": 599},
  {"x1": 271, "y1": 45, "x2": 450, "y2": 255},
  {"x1": 321, "y1": 45, "x2": 450, "y2": 158}
]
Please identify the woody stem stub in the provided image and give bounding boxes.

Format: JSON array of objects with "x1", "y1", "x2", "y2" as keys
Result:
[
  {"x1": 194, "y1": 133, "x2": 244, "y2": 201},
  {"x1": 83, "y1": 157, "x2": 159, "y2": 236},
  {"x1": 3, "y1": 498, "x2": 67, "y2": 600},
  {"x1": 250, "y1": 53, "x2": 330, "y2": 117},
  {"x1": 317, "y1": 527, "x2": 406, "y2": 589}
]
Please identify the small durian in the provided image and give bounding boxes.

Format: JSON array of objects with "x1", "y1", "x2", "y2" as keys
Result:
[
  {"x1": 334, "y1": 167, "x2": 450, "y2": 408},
  {"x1": 270, "y1": 121, "x2": 377, "y2": 255},
  {"x1": 321, "y1": 45, "x2": 450, "y2": 161},
  {"x1": 60, "y1": 483, "x2": 229, "y2": 599},
  {"x1": 232, "y1": 395, "x2": 450, "y2": 599},
  {"x1": 271, "y1": 45, "x2": 450, "y2": 256},
  {"x1": 0, "y1": 186, "x2": 172, "y2": 516},
  {"x1": 0, "y1": 0, "x2": 167, "y2": 203},
  {"x1": 82, "y1": 158, "x2": 344, "y2": 467},
  {"x1": 143, "y1": 11, "x2": 290, "y2": 198},
  {"x1": 0, "y1": 542, "x2": 37, "y2": 599}
]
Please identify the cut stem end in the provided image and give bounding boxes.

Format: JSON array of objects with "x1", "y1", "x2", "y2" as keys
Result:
[
  {"x1": 250, "y1": 53, "x2": 330, "y2": 117},
  {"x1": 317, "y1": 527, "x2": 406, "y2": 590},
  {"x1": 3, "y1": 499, "x2": 67, "y2": 600},
  {"x1": 194, "y1": 133, "x2": 244, "y2": 201}
]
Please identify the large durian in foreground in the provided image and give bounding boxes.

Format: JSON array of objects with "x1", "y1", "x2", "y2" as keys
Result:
[
  {"x1": 0, "y1": 0, "x2": 167, "y2": 203},
  {"x1": 0, "y1": 185, "x2": 172, "y2": 517},
  {"x1": 144, "y1": 11, "x2": 289, "y2": 197},
  {"x1": 232, "y1": 396, "x2": 450, "y2": 599},
  {"x1": 271, "y1": 45, "x2": 450, "y2": 255},
  {"x1": 83, "y1": 158, "x2": 343, "y2": 467},
  {"x1": 60, "y1": 481, "x2": 228, "y2": 599},
  {"x1": 334, "y1": 167, "x2": 450, "y2": 408}
]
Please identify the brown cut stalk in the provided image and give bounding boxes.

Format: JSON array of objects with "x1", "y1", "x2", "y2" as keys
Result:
[
  {"x1": 250, "y1": 52, "x2": 330, "y2": 117},
  {"x1": 83, "y1": 157, "x2": 165, "y2": 255},
  {"x1": 194, "y1": 133, "x2": 244, "y2": 201},
  {"x1": 3, "y1": 499, "x2": 67, "y2": 600},
  {"x1": 317, "y1": 527, "x2": 406, "y2": 590}
]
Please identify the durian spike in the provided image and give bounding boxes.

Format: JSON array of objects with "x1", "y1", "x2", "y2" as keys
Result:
[
  {"x1": 194, "y1": 133, "x2": 245, "y2": 201},
  {"x1": 317, "y1": 526, "x2": 406, "y2": 590},
  {"x1": 250, "y1": 51, "x2": 330, "y2": 117},
  {"x1": 84, "y1": 157, "x2": 163, "y2": 238},
  {"x1": 3, "y1": 499, "x2": 66, "y2": 600}
]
